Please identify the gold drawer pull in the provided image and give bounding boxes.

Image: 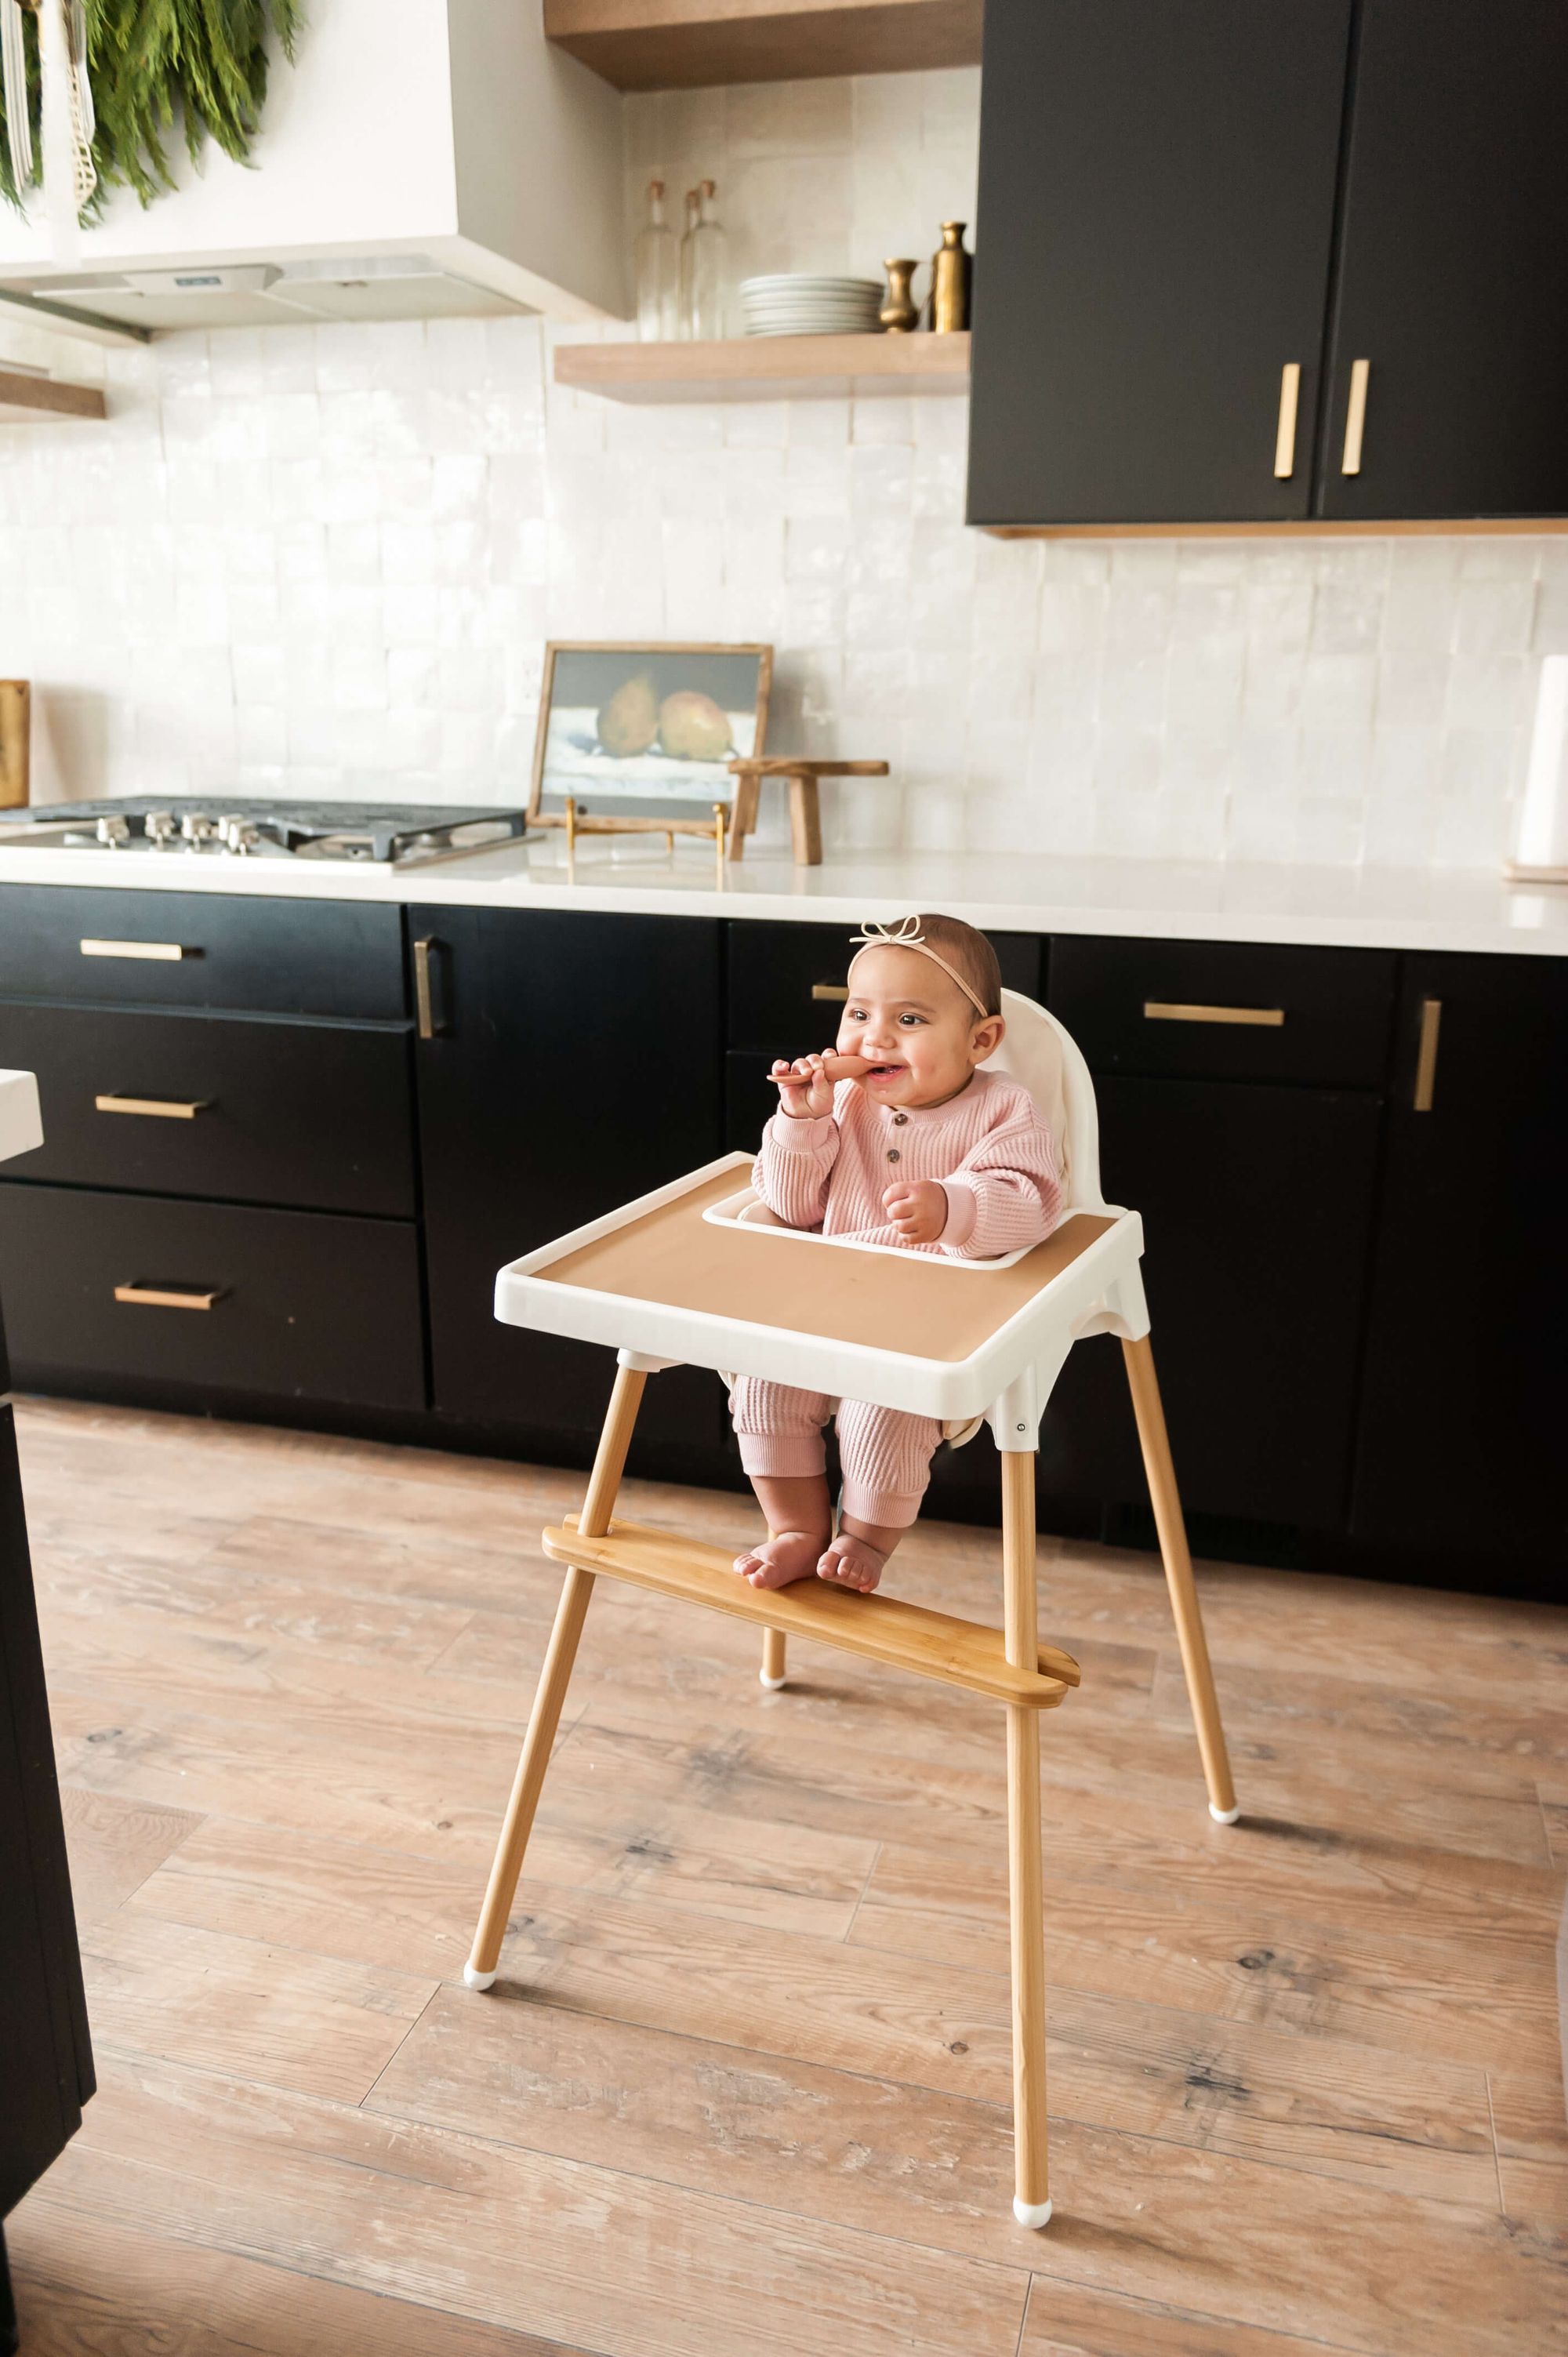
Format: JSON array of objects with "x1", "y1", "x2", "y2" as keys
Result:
[
  {"x1": 811, "y1": 982, "x2": 848, "y2": 1002},
  {"x1": 1341, "y1": 358, "x2": 1370, "y2": 475},
  {"x1": 1413, "y1": 997, "x2": 1441, "y2": 1113},
  {"x1": 80, "y1": 938, "x2": 191, "y2": 962},
  {"x1": 1273, "y1": 361, "x2": 1301, "y2": 478},
  {"x1": 113, "y1": 1282, "x2": 224, "y2": 1311},
  {"x1": 95, "y1": 1093, "x2": 210, "y2": 1120},
  {"x1": 1143, "y1": 1001, "x2": 1285, "y2": 1029},
  {"x1": 413, "y1": 936, "x2": 445, "y2": 1040}
]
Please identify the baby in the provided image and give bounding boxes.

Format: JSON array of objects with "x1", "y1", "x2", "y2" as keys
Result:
[{"x1": 732, "y1": 912, "x2": 1063, "y2": 1598}]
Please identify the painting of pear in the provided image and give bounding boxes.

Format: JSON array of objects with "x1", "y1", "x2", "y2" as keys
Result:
[
  {"x1": 597, "y1": 673, "x2": 659, "y2": 758},
  {"x1": 659, "y1": 688, "x2": 732, "y2": 761}
]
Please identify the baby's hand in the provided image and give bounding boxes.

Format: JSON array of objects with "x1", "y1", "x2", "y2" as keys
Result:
[
  {"x1": 883, "y1": 1178, "x2": 947, "y2": 1245},
  {"x1": 771, "y1": 1054, "x2": 836, "y2": 1120}
]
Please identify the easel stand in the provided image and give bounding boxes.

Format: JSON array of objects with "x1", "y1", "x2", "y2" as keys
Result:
[{"x1": 459, "y1": 1146, "x2": 1238, "y2": 2228}]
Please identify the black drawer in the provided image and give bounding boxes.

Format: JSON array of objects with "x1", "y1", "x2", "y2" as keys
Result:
[
  {"x1": 0, "y1": 886, "x2": 405, "y2": 1019},
  {"x1": 0, "y1": 1184, "x2": 424, "y2": 1413},
  {"x1": 1048, "y1": 937, "x2": 1396, "y2": 1088},
  {"x1": 728, "y1": 921, "x2": 1041, "y2": 1047},
  {"x1": 0, "y1": 1001, "x2": 415, "y2": 1217}
]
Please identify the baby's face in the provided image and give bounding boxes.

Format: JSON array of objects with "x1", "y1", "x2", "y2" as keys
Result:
[{"x1": 837, "y1": 944, "x2": 996, "y2": 1109}]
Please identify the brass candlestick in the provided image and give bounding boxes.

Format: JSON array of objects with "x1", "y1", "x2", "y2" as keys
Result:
[
  {"x1": 931, "y1": 220, "x2": 972, "y2": 333},
  {"x1": 0, "y1": 681, "x2": 29, "y2": 808}
]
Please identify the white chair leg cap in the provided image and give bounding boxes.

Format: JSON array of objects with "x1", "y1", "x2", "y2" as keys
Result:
[
  {"x1": 1013, "y1": 2196, "x2": 1053, "y2": 2231},
  {"x1": 759, "y1": 1670, "x2": 787, "y2": 1691},
  {"x1": 462, "y1": 1963, "x2": 497, "y2": 1991},
  {"x1": 1209, "y1": 1801, "x2": 1240, "y2": 1825}
]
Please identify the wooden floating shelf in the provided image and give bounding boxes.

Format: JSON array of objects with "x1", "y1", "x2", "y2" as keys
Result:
[
  {"x1": 555, "y1": 332, "x2": 969, "y2": 404},
  {"x1": 545, "y1": 1516, "x2": 1079, "y2": 1708},
  {"x1": 0, "y1": 369, "x2": 105, "y2": 426},
  {"x1": 544, "y1": 0, "x2": 982, "y2": 90}
]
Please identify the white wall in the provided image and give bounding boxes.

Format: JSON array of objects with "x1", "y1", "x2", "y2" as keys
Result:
[{"x1": 2, "y1": 67, "x2": 1564, "y2": 866}]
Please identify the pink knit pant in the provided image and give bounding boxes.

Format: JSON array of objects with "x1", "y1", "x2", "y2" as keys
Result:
[{"x1": 731, "y1": 1376, "x2": 942, "y2": 1529}]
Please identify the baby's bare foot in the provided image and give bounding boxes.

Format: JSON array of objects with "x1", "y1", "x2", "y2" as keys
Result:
[
  {"x1": 734, "y1": 1528, "x2": 830, "y2": 1590},
  {"x1": 816, "y1": 1533, "x2": 887, "y2": 1594}
]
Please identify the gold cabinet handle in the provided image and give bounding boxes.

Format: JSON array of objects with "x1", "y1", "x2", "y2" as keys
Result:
[
  {"x1": 1413, "y1": 997, "x2": 1441, "y2": 1112},
  {"x1": 1341, "y1": 358, "x2": 1370, "y2": 475},
  {"x1": 1273, "y1": 361, "x2": 1301, "y2": 478},
  {"x1": 113, "y1": 1282, "x2": 224, "y2": 1311},
  {"x1": 413, "y1": 936, "x2": 445, "y2": 1040},
  {"x1": 80, "y1": 938, "x2": 190, "y2": 962},
  {"x1": 95, "y1": 1093, "x2": 210, "y2": 1120},
  {"x1": 1143, "y1": 1002, "x2": 1285, "y2": 1029},
  {"x1": 811, "y1": 983, "x2": 848, "y2": 1002}
]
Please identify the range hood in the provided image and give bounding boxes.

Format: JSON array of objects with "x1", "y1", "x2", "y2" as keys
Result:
[{"x1": 0, "y1": 0, "x2": 626, "y2": 337}]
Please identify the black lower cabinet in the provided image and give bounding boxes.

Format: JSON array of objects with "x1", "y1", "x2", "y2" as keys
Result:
[
  {"x1": 1035, "y1": 1077, "x2": 1383, "y2": 1531},
  {"x1": 1352, "y1": 956, "x2": 1568, "y2": 1572},
  {"x1": 0, "y1": 1186, "x2": 425, "y2": 1415},
  {"x1": 409, "y1": 907, "x2": 728, "y2": 1470},
  {"x1": 0, "y1": 1390, "x2": 93, "y2": 2289}
]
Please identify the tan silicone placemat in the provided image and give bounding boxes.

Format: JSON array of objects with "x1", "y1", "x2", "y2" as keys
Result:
[{"x1": 535, "y1": 1166, "x2": 1115, "y2": 1364}]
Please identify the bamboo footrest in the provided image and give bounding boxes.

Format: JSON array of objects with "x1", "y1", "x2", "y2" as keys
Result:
[{"x1": 543, "y1": 1518, "x2": 1080, "y2": 1708}]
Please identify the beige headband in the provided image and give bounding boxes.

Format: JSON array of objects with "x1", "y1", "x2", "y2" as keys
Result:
[{"x1": 847, "y1": 916, "x2": 990, "y2": 1021}]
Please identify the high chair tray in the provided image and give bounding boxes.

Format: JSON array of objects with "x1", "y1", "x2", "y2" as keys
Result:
[
  {"x1": 496, "y1": 1155, "x2": 1134, "y2": 1422},
  {"x1": 701, "y1": 1183, "x2": 1037, "y2": 1269}
]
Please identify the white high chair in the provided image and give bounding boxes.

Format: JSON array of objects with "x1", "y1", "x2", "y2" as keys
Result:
[{"x1": 461, "y1": 990, "x2": 1238, "y2": 2229}]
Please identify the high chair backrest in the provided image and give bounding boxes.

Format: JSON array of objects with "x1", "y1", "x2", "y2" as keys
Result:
[{"x1": 982, "y1": 990, "x2": 1107, "y2": 1215}]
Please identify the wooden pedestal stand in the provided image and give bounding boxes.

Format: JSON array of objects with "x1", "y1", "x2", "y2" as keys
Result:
[{"x1": 726, "y1": 757, "x2": 891, "y2": 864}]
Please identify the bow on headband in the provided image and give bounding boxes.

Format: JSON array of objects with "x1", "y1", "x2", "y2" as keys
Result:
[{"x1": 848, "y1": 917, "x2": 990, "y2": 1019}]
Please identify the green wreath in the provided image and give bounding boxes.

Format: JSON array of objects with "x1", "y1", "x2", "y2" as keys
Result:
[{"x1": 1, "y1": 0, "x2": 302, "y2": 218}]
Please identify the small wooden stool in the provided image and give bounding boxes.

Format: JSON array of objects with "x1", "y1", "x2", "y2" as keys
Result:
[
  {"x1": 726, "y1": 757, "x2": 890, "y2": 865},
  {"x1": 458, "y1": 994, "x2": 1240, "y2": 2229}
]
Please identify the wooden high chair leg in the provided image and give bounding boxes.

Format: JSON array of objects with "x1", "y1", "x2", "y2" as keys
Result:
[
  {"x1": 1001, "y1": 1449, "x2": 1052, "y2": 2229},
  {"x1": 463, "y1": 1365, "x2": 648, "y2": 1989},
  {"x1": 760, "y1": 1628, "x2": 787, "y2": 1689},
  {"x1": 1120, "y1": 1335, "x2": 1239, "y2": 1825}
]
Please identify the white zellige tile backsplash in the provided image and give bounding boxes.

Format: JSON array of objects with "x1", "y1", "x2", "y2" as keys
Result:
[{"x1": 2, "y1": 66, "x2": 1565, "y2": 866}]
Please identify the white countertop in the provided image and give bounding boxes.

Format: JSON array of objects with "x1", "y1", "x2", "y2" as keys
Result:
[{"x1": 0, "y1": 834, "x2": 1563, "y2": 956}]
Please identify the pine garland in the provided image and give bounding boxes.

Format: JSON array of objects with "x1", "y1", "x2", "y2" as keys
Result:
[{"x1": 1, "y1": 0, "x2": 302, "y2": 217}]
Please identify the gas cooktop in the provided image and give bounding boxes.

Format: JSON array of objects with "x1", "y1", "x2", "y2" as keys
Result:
[{"x1": 0, "y1": 797, "x2": 532, "y2": 865}]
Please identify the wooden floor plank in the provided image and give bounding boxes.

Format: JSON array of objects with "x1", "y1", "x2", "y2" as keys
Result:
[
  {"x1": 37, "y1": 2054, "x2": 1034, "y2": 2357},
  {"x1": 13, "y1": 1398, "x2": 1567, "y2": 2357},
  {"x1": 7, "y1": 2202, "x2": 604, "y2": 2357},
  {"x1": 78, "y1": 1910, "x2": 439, "y2": 2105}
]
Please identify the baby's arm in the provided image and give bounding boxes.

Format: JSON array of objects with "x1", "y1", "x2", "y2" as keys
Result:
[
  {"x1": 932, "y1": 1112, "x2": 1064, "y2": 1258},
  {"x1": 754, "y1": 1059, "x2": 844, "y2": 1229}
]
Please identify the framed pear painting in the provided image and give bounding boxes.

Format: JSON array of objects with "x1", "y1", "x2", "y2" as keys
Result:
[{"x1": 528, "y1": 642, "x2": 773, "y2": 826}]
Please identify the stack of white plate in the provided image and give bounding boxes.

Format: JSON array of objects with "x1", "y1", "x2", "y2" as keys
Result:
[{"x1": 739, "y1": 274, "x2": 884, "y2": 338}]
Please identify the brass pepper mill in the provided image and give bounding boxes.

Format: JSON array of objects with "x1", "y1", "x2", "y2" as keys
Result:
[
  {"x1": 930, "y1": 220, "x2": 972, "y2": 333},
  {"x1": 879, "y1": 258, "x2": 920, "y2": 333}
]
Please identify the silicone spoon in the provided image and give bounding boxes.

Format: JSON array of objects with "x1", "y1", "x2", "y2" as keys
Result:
[{"x1": 768, "y1": 1051, "x2": 878, "y2": 1084}]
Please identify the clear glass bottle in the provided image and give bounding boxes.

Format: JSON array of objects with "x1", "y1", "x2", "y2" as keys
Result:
[
  {"x1": 679, "y1": 179, "x2": 727, "y2": 341},
  {"x1": 633, "y1": 177, "x2": 679, "y2": 343}
]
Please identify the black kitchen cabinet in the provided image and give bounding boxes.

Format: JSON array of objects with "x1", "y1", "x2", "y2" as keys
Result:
[
  {"x1": 1352, "y1": 955, "x2": 1568, "y2": 1570},
  {"x1": 409, "y1": 907, "x2": 727, "y2": 1465},
  {"x1": 970, "y1": 0, "x2": 1568, "y2": 528},
  {"x1": 1034, "y1": 1076, "x2": 1384, "y2": 1529},
  {"x1": 1319, "y1": 0, "x2": 1568, "y2": 522},
  {"x1": 967, "y1": 0, "x2": 1353, "y2": 528}
]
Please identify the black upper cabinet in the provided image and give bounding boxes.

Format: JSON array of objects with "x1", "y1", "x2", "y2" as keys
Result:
[
  {"x1": 1352, "y1": 954, "x2": 1568, "y2": 1567},
  {"x1": 1318, "y1": 0, "x2": 1568, "y2": 521},
  {"x1": 410, "y1": 907, "x2": 726, "y2": 1458},
  {"x1": 967, "y1": 0, "x2": 1353, "y2": 527},
  {"x1": 970, "y1": 0, "x2": 1568, "y2": 528}
]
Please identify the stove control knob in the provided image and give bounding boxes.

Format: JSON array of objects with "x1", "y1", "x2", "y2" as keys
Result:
[
  {"x1": 143, "y1": 809, "x2": 177, "y2": 847},
  {"x1": 220, "y1": 818, "x2": 260, "y2": 856},
  {"x1": 95, "y1": 815, "x2": 131, "y2": 848},
  {"x1": 180, "y1": 812, "x2": 217, "y2": 844}
]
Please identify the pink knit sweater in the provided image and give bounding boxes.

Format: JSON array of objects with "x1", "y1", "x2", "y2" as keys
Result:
[{"x1": 755, "y1": 1069, "x2": 1063, "y2": 1259}]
